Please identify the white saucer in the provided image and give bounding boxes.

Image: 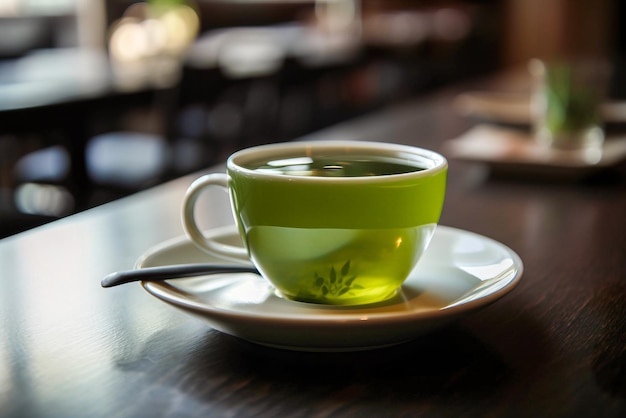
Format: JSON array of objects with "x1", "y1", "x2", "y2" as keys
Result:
[{"x1": 138, "y1": 225, "x2": 523, "y2": 351}]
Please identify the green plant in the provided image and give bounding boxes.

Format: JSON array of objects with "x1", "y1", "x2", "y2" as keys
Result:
[{"x1": 544, "y1": 62, "x2": 600, "y2": 134}]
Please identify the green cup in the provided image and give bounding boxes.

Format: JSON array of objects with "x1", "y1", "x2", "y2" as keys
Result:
[{"x1": 182, "y1": 141, "x2": 447, "y2": 305}]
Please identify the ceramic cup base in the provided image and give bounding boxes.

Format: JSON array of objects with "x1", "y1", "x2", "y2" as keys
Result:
[
  {"x1": 272, "y1": 286, "x2": 401, "y2": 307},
  {"x1": 248, "y1": 224, "x2": 437, "y2": 306}
]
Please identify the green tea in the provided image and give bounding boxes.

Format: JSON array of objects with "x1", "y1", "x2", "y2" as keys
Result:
[
  {"x1": 246, "y1": 224, "x2": 436, "y2": 305},
  {"x1": 218, "y1": 141, "x2": 448, "y2": 305},
  {"x1": 249, "y1": 155, "x2": 426, "y2": 177}
]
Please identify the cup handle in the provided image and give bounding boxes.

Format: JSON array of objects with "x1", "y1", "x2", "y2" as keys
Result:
[{"x1": 182, "y1": 173, "x2": 250, "y2": 263}]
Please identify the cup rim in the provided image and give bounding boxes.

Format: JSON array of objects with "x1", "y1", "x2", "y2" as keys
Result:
[{"x1": 227, "y1": 140, "x2": 447, "y2": 182}]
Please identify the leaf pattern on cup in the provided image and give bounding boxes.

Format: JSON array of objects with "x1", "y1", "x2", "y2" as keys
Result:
[{"x1": 312, "y1": 260, "x2": 362, "y2": 299}]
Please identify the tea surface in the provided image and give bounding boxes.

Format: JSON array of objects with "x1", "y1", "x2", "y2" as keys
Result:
[{"x1": 248, "y1": 155, "x2": 425, "y2": 177}]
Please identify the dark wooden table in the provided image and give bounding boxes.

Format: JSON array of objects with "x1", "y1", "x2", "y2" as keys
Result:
[{"x1": 1, "y1": 75, "x2": 625, "y2": 417}]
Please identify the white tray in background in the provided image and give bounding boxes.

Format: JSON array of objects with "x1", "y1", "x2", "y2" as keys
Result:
[{"x1": 443, "y1": 125, "x2": 626, "y2": 180}]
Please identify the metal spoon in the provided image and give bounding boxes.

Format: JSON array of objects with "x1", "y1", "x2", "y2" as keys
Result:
[{"x1": 101, "y1": 263, "x2": 260, "y2": 288}]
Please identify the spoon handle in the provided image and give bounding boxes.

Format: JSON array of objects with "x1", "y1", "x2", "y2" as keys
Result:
[{"x1": 101, "y1": 263, "x2": 259, "y2": 288}]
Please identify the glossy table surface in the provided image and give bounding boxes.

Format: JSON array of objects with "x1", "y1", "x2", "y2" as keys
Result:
[{"x1": 1, "y1": 76, "x2": 626, "y2": 417}]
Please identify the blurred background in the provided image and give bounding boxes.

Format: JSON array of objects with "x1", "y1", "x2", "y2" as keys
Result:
[{"x1": 0, "y1": 0, "x2": 623, "y2": 238}]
